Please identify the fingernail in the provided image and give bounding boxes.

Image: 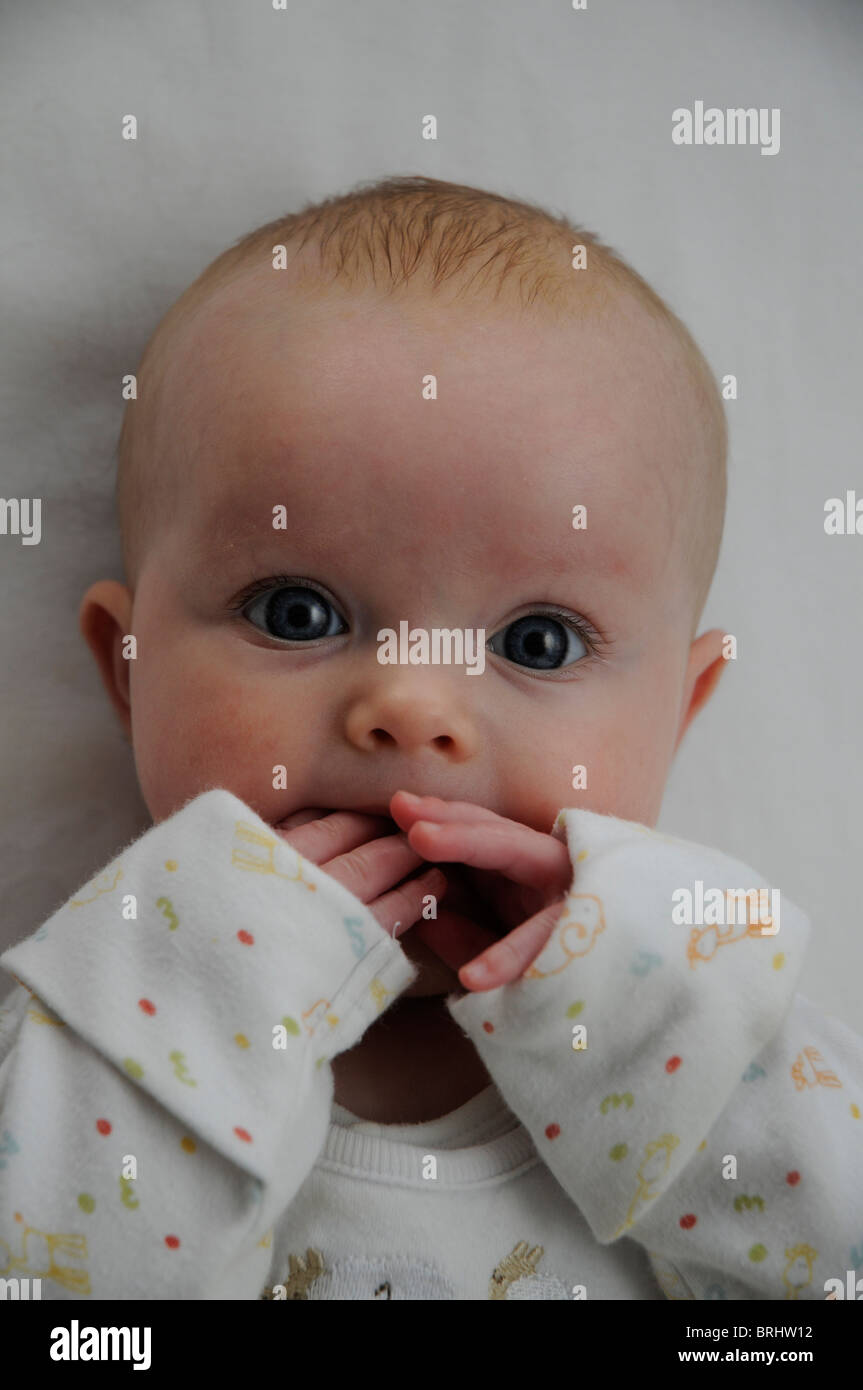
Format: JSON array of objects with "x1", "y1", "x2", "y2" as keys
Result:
[
  {"x1": 462, "y1": 960, "x2": 489, "y2": 984},
  {"x1": 398, "y1": 791, "x2": 420, "y2": 805}
]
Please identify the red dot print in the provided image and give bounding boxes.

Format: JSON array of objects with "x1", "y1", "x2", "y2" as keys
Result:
[
  {"x1": 237, "y1": 930, "x2": 254, "y2": 946},
  {"x1": 545, "y1": 1123, "x2": 561, "y2": 1141},
  {"x1": 680, "y1": 1214, "x2": 697, "y2": 1230},
  {"x1": 786, "y1": 1170, "x2": 801, "y2": 1186},
  {"x1": 138, "y1": 998, "x2": 156, "y2": 1016},
  {"x1": 665, "y1": 1055, "x2": 682, "y2": 1073},
  {"x1": 234, "y1": 1127, "x2": 253, "y2": 1144},
  {"x1": 482, "y1": 1021, "x2": 494, "y2": 1034},
  {"x1": 164, "y1": 1235, "x2": 180, "y2": 1250},
  {"x1": 96, "y1": 1118, "x2": 112, "y2": 1136}
]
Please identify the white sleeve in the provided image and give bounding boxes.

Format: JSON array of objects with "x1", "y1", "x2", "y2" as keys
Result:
[
  {"x1": 0, "y1": 790, "x2": 416, "y2": 1300},
  {"x1": 447, "y1": 808, "x2": 863, "y2": 1300}
]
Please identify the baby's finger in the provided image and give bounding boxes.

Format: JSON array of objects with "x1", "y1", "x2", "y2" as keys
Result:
[
  {"x1": 458, "y1": 899, "x2": 567, "y2": 992},
  {"x1": 276, "y1": 810, "x2": 396, "y2": 864},
  {"x1": 369, "y1": 867, "x2": 448, "y2": 939},
  {"x1": 412, "y1": 908, "x2": 500, "y2": 974},
  {"x1": 390, "y1": 791, "x2": 502, "y2": 831},
  {"x1": 323, "y1": 832, "x2": 425, "y2": 904},
  {"x1": 406, "y1": 818, "x2": 572, "y2": 897},
  {"x1": 275, "y1": 808, "x2": 329, "y2": 831}
]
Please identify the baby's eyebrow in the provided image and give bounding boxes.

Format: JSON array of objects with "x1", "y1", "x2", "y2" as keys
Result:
[
  {"x1": 184, "y1": 485, "x2": 642, "y2": 594},
  {"x1": 492, "y1": 523, "x2": 637, "y2": 589}
]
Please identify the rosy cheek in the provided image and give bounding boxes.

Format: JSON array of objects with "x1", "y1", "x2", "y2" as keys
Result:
[{"x1": 131, "y1": 670, "x2": 260, "y2": 815}]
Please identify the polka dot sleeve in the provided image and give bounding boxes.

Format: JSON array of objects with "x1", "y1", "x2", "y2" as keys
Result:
[
  {"x1": 449, "y1": 809, "x2": 863, "y2": 1301},
  {"x1": 0, "y1": 791, "x2": 416, "y2": 1299}
]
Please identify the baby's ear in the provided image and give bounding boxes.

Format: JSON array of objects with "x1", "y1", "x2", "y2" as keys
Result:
[
  {"x1": 675, "y1": 627, "x2": 727, "y2": 750},
  {"x1": 79, "y1": 580, "x2": 135, "y2": 740}
]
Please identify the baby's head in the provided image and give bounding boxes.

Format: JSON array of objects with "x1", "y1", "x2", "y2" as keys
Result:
[{"x1": 82, "y1": 173, "x2": 727, "y2": 879}]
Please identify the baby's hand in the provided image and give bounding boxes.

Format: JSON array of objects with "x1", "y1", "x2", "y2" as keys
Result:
[
  {"x1": 276, "y1": 809, "x2": 447, "y2": 939},
  {"x1": 389, "y1": 793, "x2": 572, "y2": 992}
]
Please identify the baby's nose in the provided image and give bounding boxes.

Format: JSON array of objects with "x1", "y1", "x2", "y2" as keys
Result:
[{"x1": 344, "y1": 686, "x2": 478, "y2": 762}]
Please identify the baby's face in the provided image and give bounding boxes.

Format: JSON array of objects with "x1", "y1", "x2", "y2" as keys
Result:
[{"x1": 97, "y1": 268, "x2": 723, "y2": 986}]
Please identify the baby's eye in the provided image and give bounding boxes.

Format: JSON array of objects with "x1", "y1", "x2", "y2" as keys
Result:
[
  {"x1": 487, "y1": 613, "x2": 588, "y2": 670},
  {"x1": 242, "y1": 585, "x2": 348, "y2": 642}
]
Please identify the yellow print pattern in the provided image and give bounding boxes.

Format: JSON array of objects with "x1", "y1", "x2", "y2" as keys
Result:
[
  {"x1": 782, "y1": 1244, "x2": 818, "y2": 1299},
  {"x1": 613, "y1": 1134, "x2": 681, "y2": 1237},
  {"x1": 231, "y1": 822, "x2": 317, "y2": 891},
  {"x1": 70, "y1": 867, "x2": 124, "y2": 909},
  {"x1": 524, "y1": 894, "x2": 606, "y2": 979},
  {"x1": 0, "y1": 1213, "x2": 91, "y2": 1295},
  {"x1": 791, "y1": 1046, "x2": 842, "y2": 1091},
  {"x1": 687, "y1": 891, "x2": 777, "y2": 969}
]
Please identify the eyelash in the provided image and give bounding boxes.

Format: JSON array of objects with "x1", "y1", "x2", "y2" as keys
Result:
[
  {"x1": 227, "y1": 576, "x2": 612, "y2": 668},
  {"x1": 227, "y1": 575, "x2": 331, "y2": 614},
  {"x1": 521, "y1": 606, "x2": 609, "y2": 665}
]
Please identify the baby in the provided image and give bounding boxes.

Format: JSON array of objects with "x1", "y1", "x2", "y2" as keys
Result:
[{"x1": 1, "y1": 176, "x2": 860, "y2": 1303}]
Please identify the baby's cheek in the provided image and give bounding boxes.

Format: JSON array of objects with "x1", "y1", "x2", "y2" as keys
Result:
[
  {"x1": 584, "y1": 721, "x2": 676, "y2": 825},
  {"x1": 127, "y1": 661, "x2": 293, "y2": 824},
  {"x1": 512, "y1": 716, "x2": 672, "y2": 829}
]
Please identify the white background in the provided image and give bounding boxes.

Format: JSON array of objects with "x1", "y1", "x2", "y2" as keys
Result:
[{"x1": 1, "y1": 0, "x2": 860, "y2": 1026}]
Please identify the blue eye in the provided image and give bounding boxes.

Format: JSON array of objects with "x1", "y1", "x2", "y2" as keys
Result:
[
  {"x1": 243, "y1": 585, "x2": 348, "y2": 642},
  {"x1": 488, "y1": 614, "x2": 587, "y2": 670}
]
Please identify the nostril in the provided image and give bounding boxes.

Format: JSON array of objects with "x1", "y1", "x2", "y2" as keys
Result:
[
  {"x1": 370, "y1": 729, "x2": 397, "y2": 747},
  {"x1": 433, "y1": 735, "x2": 454, "y2": 751}
]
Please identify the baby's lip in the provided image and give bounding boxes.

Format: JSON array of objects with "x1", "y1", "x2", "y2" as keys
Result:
[{"x1": 273, "y1": 802, "x2": 398, "y2": 829}]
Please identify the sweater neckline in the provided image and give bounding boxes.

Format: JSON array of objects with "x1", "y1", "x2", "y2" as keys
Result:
[{"x1": 324, "y1": 1085, "x2": 538, "y2": 1187}]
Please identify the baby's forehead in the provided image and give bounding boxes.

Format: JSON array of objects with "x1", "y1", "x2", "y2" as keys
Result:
[
  {"x1": 158, "y1": 342, "x2": 680, "y2": 623},
  {"x1": 147, "y1": 274, "x2": 699, "y2": 608},
  {"x1": 167, "y1": 269, "x2": 688, "y2": 485}
]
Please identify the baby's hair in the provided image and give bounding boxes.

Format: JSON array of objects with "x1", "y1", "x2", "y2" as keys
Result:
[{"x1": 117, "y1": 175, "x2": 726, "y2": 626}]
